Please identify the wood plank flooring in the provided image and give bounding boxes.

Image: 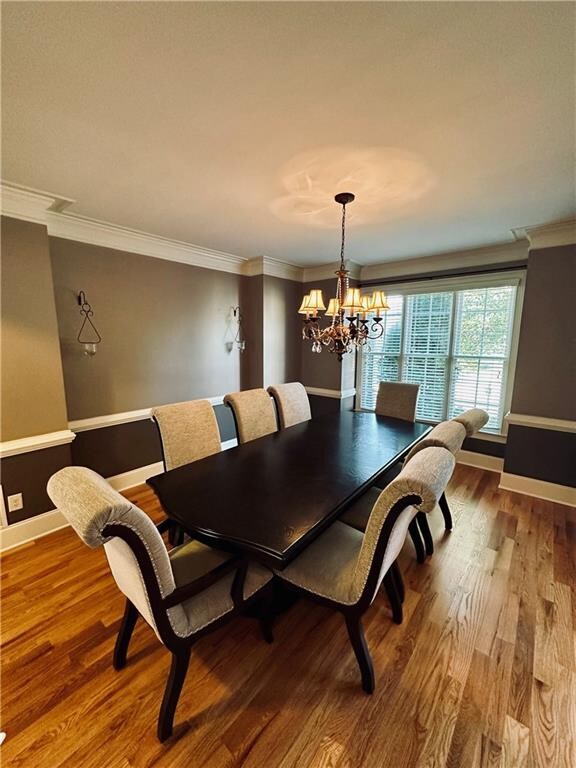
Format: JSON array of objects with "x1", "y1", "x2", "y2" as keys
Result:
[{"x1": 1, "y1": 466, "x2": 575, "y2": 767}]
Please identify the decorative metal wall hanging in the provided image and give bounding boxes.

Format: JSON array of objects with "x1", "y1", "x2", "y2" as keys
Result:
[
  {"x1": 233, "y1": 306, "x2": 246, "y2": 352},
  {"x1": 77, "y1": 291, "x2": 102, "y2": 356}
]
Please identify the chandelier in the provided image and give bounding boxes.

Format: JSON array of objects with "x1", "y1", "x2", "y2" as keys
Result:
[{"x1": 298, "y1": 192, "x2": 389, "y2": 361}]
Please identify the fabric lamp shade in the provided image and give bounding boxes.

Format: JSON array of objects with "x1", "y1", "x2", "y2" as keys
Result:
[
  {"x1": 298, "y1": 294, "x2": 311, "y2": 314},
  {"x1": 341, "y1": 287, "x2": 363, "y2": 315},
  {"x1": 307, "y1": 289, "x2": 326, "y2": 313},
  {"x1": 370, "y1": 290, "x2": 390, "y2": 317},
  {"x1": 325, "y1": 298, "x2": 341, "y2": 317}
]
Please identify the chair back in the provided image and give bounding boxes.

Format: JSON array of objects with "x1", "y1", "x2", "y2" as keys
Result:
[
  {"x1": 47, "y1": 467, "x2": 188, "y2": 642},
  {"x1": 152, "y1": 399, "x2": 221, "y2": 470},
  {"x1": 404, "y1": 420, "x2": 466, "y2": 463},
  {"x1": 375, "y1": 382, "x2": 420, "y2": 422},
  {"x1": 351, "y1": 447, "x2": 455, "y2": 605},
  {"x1": 267, "y1": 382, "x2": 311, "y2": 429},
  {"x1": 452, "y1": 408, "x2": 489, "y2": 436},
  {"x1": 223, "y1": 388, "x2": 278, "y2": 444}
]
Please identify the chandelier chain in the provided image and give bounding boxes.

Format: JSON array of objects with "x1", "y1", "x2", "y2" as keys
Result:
[{"x1": 339, "y1": 203, "x2": 347, "y2": 269}]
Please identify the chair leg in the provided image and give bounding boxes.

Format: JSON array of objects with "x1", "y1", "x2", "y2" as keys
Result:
[
  {"x1": 416, "y1": 511, "x2": 434, "y2": 557},
  {"x1": 113, "y1": 599, "x2": 139, "y2": 671},
  {"x1": 439, "y1": 492, "x2": 453, "y2": 531},
  {"x1": 390, "y1": 561, "x2": 405, "y2": 604},
  {"x1": 168, "y1": 524, "x2": 185, "y2": 547},
  {"x1": 408, "y1": 520, "x2": 426, "y2": 564},
  {"x1": 383, "y1": 572, "x2": 403, "y2": 624},
  {"x1": 344, "y1": 615, "x2": 375, "y2": 694},
  {"x1": 158, "y1": 648, "x2": 192, "y2": 742}
]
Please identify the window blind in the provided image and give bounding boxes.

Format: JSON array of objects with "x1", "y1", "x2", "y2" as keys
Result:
[{"x1": 359, "y1": 281, "x2": 518, "y2": 431}]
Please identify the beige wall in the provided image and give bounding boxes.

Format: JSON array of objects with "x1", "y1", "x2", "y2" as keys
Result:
[
  {"x1": 511, "y1": 244, "x2": 576, "y2": 421},
  {"x1": 1, "y1": 217, "x2": 69, "y2": 440},
  {"x1": 49, "y1": 237, "x2": 244, "y2": 419}
]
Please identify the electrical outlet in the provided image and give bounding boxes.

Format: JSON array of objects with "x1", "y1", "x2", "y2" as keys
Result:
[{"x1": 7, "y1": 493, "x2": 23, "y2": 513}]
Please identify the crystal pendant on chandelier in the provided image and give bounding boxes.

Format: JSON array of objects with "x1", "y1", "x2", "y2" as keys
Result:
[{"x1": 298, "y1": 193, "x2": 390, "y2": 361}]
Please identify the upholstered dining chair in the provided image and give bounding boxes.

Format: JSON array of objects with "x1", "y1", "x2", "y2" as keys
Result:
[
  {"x1": 404, "y1": 420, "x2": 466, "y2": 534},
  {"x1": 271, "y1": 447, "x2": 455, "y2": 693},
  {"x1": 152, "y1": 399, "x2": 221, "y2": 471},
  {"x1": 47, "y1": 467, "x2": 272, "y2": 742},
  {"x1": 452, "y1": 407, "x2": 490, "y2": 436},
  {"x1": 375, "y1": 381, "x2": 420, "y2": 422},
  {"x1": 224, "y1": 388, "x2": 278, "y2": 444},
  {"x1": 267, "y1": 382, "x2": 311, "y2": 429}
]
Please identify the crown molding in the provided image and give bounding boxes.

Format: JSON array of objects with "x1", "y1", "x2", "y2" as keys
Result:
[
  {"x1": 0, "y1": 181, "x2": 75, "y2": 225},
  {"x1": 48, "y1": 211, "x2": 247, "y2": 274},
  {"x1": 242, "y1": 256, "x2": 303, "y2": 282},
  {"x1": 1, "y1": 180, "x2": 248, "y2": 275},
  {"x1": 359, "y1": 241, "x2": 528, "y2": 283},
  {"x1": 303, "y1": 260, "x2": 362, "y2": 283},
  {"x1": 514, "y1": 219, "x2": 576, "y2": 250}
]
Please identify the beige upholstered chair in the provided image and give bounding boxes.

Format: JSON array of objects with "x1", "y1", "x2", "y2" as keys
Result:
[
  {"x1": 452, "y1": 407, "x2": 489, "y2": 436},
  {"x1": 47, "y1": 466, "x2": 272, "y2": 741},
  {"x1": 342, "y1": 420, "x2": 465, "y2": 557},
  {"x1": 272, "y1": 447, "x2": 455, "y2": 693},
  {"x1": 267, "y1": 382, "x2": 311, "y2": 429},
  {"x1": 224, "y1": 388, "x2": 278, "y2": 444},
  {"x1": 375, "y1": 381, "x2": 420, "y2": 422},
  {"x1": 152, "y1": 399, "x2": 222, "y2": 471}
]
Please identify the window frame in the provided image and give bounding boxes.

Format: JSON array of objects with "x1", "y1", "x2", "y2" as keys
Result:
[{"x1": 355, "y1": 270, "x2": 526, "y2": 439}]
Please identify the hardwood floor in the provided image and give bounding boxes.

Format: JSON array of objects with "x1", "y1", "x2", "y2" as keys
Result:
[{"x1": 1, "y1": 466, "x2": 575, "y2": 767}]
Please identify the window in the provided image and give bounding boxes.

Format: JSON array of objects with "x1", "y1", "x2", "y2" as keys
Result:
[{"x1": 358, "y1": 277, "x2": 521, "y2": 432}]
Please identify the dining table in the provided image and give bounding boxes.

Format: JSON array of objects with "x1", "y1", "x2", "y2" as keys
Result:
[{"x1": 147, "y1": 411, "x2": 431, "y2": 570}]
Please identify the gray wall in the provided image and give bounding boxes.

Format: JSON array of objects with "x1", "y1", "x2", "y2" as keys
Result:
[
  {"x1": 263, "y1": 275, "x2": 303, "y2": 388},
  {"x1": 49, "y1": 237, "x2": 244, "y2": 419},
  {"x1": 511, "y1": 244, "x2": 576, "y2": 420},
  {"x1": 1, "y1": 217, "x2": 69, "y2": 440},
  {"x1": 505, "y1": 243, "x2": 576, "y2": 484}
]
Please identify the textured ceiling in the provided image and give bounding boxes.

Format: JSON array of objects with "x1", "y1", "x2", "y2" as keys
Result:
[{"x1": 2, "y1": 2, "x2": 575, "y2": 266}]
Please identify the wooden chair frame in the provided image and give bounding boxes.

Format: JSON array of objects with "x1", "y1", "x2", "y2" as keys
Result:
[
  {"x1": 103, "y1": 518, "x2": 271, "y2": 742},
  {"x1": 271, "y1": 493, "x2": 421, "y2": 694}
]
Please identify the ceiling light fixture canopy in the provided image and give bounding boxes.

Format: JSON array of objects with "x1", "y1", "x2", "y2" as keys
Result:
[{"x1": 299, "y1": 193, "x2": 389, "y2": 361}]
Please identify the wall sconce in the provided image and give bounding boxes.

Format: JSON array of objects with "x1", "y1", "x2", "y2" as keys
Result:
[
  {"x1": 233, "y1": 306, "x2": 246, "y2": 352},
  {"x1": 77, "y1": 291, "x2": 101, "y2": 356}
]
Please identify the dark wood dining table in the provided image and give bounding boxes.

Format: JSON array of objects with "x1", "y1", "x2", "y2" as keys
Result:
[{"x1": 148, "y1": 411, "x2": 431, "y2": 569}]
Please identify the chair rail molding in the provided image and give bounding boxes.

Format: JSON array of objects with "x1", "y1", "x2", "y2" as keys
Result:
[
  {"x1": 305, "y1": 386, "x2": 356, "y2": 400},
  {"x1": 505, "y1": 412, "x2": 576, "y2": 434},
  {"x1": 0, "y1": 430, "x2": 76, "y2": 458},
  {"x1": 68, "y1": 397, "x2": 226, "y2": 432}
]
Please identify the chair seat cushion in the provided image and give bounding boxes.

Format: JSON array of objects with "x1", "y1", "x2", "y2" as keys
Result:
[
  {"x1": 168, "y1": 539, "x2": 272, "y2": 634},
  {"x1": 274, "y1": 521, "x2": 363, "y2": 605},
  {"x1": 181, "y1": 561, "x2": 272, "y2": 634},
  {"x1": 338, "y1": 487, "x2": 381, "y2": 532},
  {"x1": 169, "y1": 539, "x2": 232, "y2": 587}
]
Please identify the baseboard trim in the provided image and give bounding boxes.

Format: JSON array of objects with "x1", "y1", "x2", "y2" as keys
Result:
[
  {"x1": 456, "y1": 450, "x2": 504, "y2": 473},
  {"x1": 0, "y1": 509, "x2": 69, "y2": 552},
  {"x1": 0, "y1": 438, "x2": 240, "y2": 552},
  {"x1": 499, "y1": 472, "x2": 576, "y2": 507}
]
